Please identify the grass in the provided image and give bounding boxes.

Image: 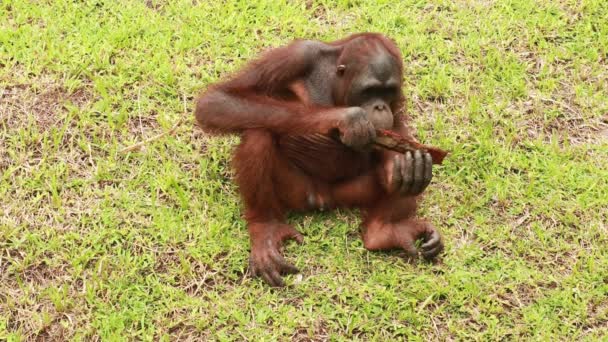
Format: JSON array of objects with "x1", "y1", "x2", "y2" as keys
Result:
[{"x1": 1, "y1": 0, "x2": 607, "y2": 340}]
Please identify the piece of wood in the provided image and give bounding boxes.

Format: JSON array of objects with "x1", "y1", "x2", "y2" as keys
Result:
[
  {"x1": 119, "y1": 118, "x2": 184, "y2": 153},
  {"x1": 374, "y1": 129, "x2": 448, "y2": 165}
]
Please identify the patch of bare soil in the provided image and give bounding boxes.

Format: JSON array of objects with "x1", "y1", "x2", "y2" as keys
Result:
[{"x1": 0, "y1": 80, "x2": 94, "y2": 131}]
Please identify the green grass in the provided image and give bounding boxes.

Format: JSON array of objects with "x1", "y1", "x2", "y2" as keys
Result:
[{"x1": 1, "y1": 0, "x2": 607, "y2": 340}]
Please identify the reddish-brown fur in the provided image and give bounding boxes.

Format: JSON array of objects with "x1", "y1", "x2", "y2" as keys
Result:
[{"x1": 195, "y1": 33, "x2": 443, "y2": 286}]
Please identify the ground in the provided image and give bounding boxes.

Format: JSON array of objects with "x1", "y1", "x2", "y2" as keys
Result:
[{"x1": 1, "y1": 0, "x2": 607, "y2": 340}]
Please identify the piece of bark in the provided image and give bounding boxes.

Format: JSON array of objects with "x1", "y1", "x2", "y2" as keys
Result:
[{"x1": 374, "y1": 129, "x2": 448, "y2": 165}]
